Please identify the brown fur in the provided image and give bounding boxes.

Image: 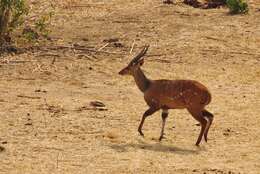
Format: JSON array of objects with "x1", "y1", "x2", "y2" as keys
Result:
[{"x1": 119, "y1": 46, "x2": 214, "y2": 145}]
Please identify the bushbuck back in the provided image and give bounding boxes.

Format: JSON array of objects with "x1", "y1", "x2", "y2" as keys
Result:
[{"x1": 119, "y1": 45, "x2": 214, "y2": 145}]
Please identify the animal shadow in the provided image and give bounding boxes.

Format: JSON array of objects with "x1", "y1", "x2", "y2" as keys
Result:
[{"x1": 109, "y1": 139, "x2": 202, "y2": 155}]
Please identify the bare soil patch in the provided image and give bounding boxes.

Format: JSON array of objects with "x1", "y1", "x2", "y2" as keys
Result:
[{"x1": 0, "y1": 0, "x2": 259, "y2": 174}]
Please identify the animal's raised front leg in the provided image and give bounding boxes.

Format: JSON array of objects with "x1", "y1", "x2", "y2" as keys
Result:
[
  {"x1": 159, "y1": 109, "x2": 168, "y2": 141},
  {"x1": 138, "y1": 107, "x2": 159, "y2": 137}
]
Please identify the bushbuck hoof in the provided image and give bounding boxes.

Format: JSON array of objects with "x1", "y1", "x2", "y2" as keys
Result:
[
  {"x1": 204, "y1": 136, "x2": 208, "y2": 142},
  {"x1": 159, "y1": 135, "x2": 166, "y2": 141},
  {"x1": 138, "y1": 130, "x2": 144, "y2": 137},
  {"x1": 195, "y1": 141, "x2": 201, "y2": 146}
]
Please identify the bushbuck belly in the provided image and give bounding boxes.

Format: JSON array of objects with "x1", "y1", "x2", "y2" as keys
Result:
[{"x1": 144, "y1": 80, "x2": 211, "y2": 109}]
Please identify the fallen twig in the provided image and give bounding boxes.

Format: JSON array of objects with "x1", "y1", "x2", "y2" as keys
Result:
[
  {"x1": 98, "y1": 43, "x2": 110, "y2": 51},
  {"x1": 0, "y1": 60, "x2": 37, "y2": 64},
  {"x1": 202, "y1": 49, "x2": 260, "y2": 56},
  {"x1": 0, "y1": 146, "x2": 5, "y2": 152},
  {"x1": 146, "y1": 54, "x2": 166, "y2": 57},
  {"x1": 17, "y1": 95, "x2": 41, "y2": 99},
  {"x1": 51, "y1": 57, "x2": 56, "y2": 65},
  {"x1": 90, "y1": 101, "x2": 106, "y2": 107},
  {"x1": 16, "y1": 77, "x2": 36, "y2": 81},
  {"x1": 36, "y1": 53, "x2": 60, "y2": 57},
  {"x1": 56, "y1": 152, "x2": 60, "y2": 169},
  {"x1": 204, "y1": 36, "x2": 227, "y2": 42},
  {"x1": 130, "y1": 40, "x2": 136, "y2": 54}
]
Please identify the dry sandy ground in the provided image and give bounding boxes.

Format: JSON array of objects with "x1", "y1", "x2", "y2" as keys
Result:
[{"x1": 0, "y1": 0, "x2": 260, "y2": 173}]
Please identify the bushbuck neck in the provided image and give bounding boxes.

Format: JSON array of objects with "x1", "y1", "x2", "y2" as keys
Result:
[{"x1": 133, "y1": 67, "x2": 150, "y2": 93}]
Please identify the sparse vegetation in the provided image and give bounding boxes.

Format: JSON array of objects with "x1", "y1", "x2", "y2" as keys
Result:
[
  {"x1": 22, "y1": 10, "x2": 54, "y2": 42},
  {"x1": 226, "y1": 0, "x2": 249, "y2": 14},
  {"x1": 34, "y1": 10, "x2": 54, "y2": 38},
  {"x1": 0, "y1": 0, "x2": 259, "y2": 173},
  {"x1": 0, "y1": 0, "x2": 28, "y2": 45},
  {"x1": 0, "y1": 0, "x2": 54, "y2": 49}
]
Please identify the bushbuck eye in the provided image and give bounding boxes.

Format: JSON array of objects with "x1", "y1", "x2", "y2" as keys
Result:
[{"x1": 138, "y1": 59, "x2": 144, "y2": 66}]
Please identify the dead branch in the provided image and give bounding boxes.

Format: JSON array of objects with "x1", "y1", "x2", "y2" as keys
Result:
[
  {"x1": 17, "y1": 95, "x2": 41, "y2": 99},
  {"x1": 130, "y1": 40, "x2": 136, "y2": 54},
  {"x1": 98, "y1": 43, "x2": 110, "y2": 51},
  {"x1": 202, "y1": 49, "x2": 260, "y2": 56},
  {"x1": 51, "y1": 57, "x2": 56, "y2": 65}
]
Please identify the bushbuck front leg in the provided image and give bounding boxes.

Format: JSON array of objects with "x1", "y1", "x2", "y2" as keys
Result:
[
  {"x1": 202, "y1": 109, "x2": 214, "y2": 142},
  {"x1": 159, "y1": 109, "x2": 168, "y2": 141},
  {"x1": 138, "y1": 107, "x2": 159, "y2": 137}
]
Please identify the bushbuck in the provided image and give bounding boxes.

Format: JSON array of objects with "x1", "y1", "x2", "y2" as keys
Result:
[{"x1": 119, "y1": 45, "x2": 214, "y2": 146}]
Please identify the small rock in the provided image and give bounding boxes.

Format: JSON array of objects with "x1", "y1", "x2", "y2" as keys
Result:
[
  {"x1": 223, "y1": 132, "x2": 229, "y2": 136},
  {"x1": 35, "y1": 89, "x2": 47, "y2": 93},
  {"x1": 0, "y1": 146, "x2": 5, "y2": 152},
  {"x1": 82, "y1": 38, "x2": 89, "y2": 41},
  {"x1": 223, "y1": 128, "x2": 232, "y2": 136},
  {"x1": 103, "y1": 38, "x2": 119, "y2": 43},
  {"x1": 163, "y1": 0, "x2": 173, "y2": 4},
  {"x1": 90, "y1": 101, "x2": 106, "y2": 107},
  {"x1": 2, "y1": 141, "x2": 7, "y2": 144},
  {"x1": 113, "y1": 42, "x2": 124, "y2": 47}
]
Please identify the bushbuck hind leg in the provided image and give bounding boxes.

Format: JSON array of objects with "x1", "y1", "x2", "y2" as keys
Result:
[
  {"x1": 138, "y1": 107, "x2": 159, "y2": 137},
  {"x1": 202, "y1": 109, "x2": 214, "y2": 142},
  {"x1": 188, "y1": 108, "x2": 208, "y2": 146},
  {"x1": 159, "y1": 109, "x2": 168, "y2": 141}
]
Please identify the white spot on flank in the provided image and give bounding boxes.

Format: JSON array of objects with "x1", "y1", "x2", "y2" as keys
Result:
[{"x1": 204, "y1": 117, "x2": 210, "y2": 122}]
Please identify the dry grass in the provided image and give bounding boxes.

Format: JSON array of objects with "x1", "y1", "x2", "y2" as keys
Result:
[{"x1": 0, "y1": 0, "x2": 259, "y2": 174}]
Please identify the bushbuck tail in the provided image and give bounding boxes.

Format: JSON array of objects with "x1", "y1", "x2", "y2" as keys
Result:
[{"x1": 119, "y1": 45, "x2": 214, "y2": 146}]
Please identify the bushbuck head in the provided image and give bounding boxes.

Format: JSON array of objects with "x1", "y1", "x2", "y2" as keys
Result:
[{"x1": 118, "y1": 45, "x2": 149, "y2": 76}]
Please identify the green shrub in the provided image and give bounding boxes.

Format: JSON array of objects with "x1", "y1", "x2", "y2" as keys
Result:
[
  {"x1": 35, "y1": 11, "x2": 54, "y2": 38},
  {"x1": 226, "y1": 0, "x2": 249, "y2": 14},
  {"x1": 1, "y1": 0, "x2": 54, "y2": 47},
  {"x1": 0, "y1": 0, "x2": 28, "y2": 44}
]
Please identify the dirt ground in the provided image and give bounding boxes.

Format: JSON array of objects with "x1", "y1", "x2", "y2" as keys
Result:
[{"x1": 0, "y1": 0, "x2": 260, "y2": 173}]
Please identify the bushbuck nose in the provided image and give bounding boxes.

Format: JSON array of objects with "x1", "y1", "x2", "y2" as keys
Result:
[
  {"x1": 118, "y1": 68, "x2": 127, "y2": 75},
  {"x1": 118, "y1": 69, "x2": 124, "y2": 75}
]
